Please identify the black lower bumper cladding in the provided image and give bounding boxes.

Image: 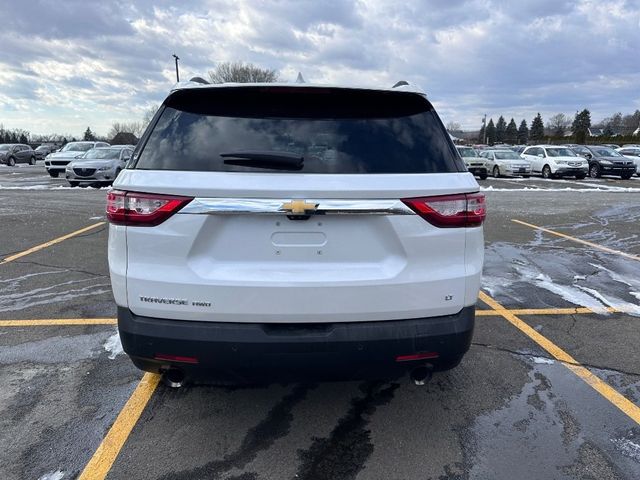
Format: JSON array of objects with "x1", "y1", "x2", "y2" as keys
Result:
[{"x1": 118, "y1": 306, "x2": 475, "y2": 382}]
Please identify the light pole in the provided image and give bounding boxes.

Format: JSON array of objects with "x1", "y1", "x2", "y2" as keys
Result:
[
  {"x1": 172, "y1": 54, "x2": 180, "y2": 82},
  {"x1": 483, "y1": 114, "x2": 487, "y2": 145}
]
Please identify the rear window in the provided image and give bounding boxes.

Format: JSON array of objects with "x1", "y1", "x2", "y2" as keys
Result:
[{"x1": 134, "y1": 87, "x2": 463, "y2": 174}]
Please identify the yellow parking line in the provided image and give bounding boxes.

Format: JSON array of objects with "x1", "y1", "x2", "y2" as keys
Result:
[
  {"x1": 0, "y1": 318, "x2": 116, "y2": 327},
  {"x1": 0, "y1": 222, "x2": 105, "y2": 264},
  {"x1": 512, "y1": 219, "x2": 640, "y2": 262},
  {"x1": 479, "y1": 291, "x2": 640, "y2": 425},
  {"x1": 78, "y1": 372, "x2": 160, "y2": 480},
  {"x1": 476, "y1": 306, "x2": 624, "y2": 316}
]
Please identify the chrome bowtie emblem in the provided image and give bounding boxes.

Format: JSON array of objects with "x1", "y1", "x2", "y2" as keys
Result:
[{"x1": 281, "y1": 199, "x2": 318, "y2": 214}]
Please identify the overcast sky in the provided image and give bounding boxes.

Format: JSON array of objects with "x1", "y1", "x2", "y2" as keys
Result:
[{"x1": 0, "y1": 0, "x2": 638, "y2": 137}]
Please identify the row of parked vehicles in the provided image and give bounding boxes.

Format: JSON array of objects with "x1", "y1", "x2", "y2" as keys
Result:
[
  {"x1": 0, "y1": 141, "x2": 134, "y2": 187},
  {"x1": 457, "y1": 144, "x2": 640, "y2": 180}
]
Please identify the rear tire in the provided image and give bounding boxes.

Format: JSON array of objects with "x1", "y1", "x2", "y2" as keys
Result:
[
  {"x1": 621, "y1": 174, "x2": 632, "y2": 180},
  {"x1": 69, "y1": 181, "x2": 79, "y2": 187},
  {"x1": 522, "y1": 175, "x2": 530, "y2": 178},
  {"x1": 542, "y1": 165, "x2": 553, "y2": 179},
  {"x1": 575, "y1": 174, "x2": 586, "y2": 180},
  {"x1": 7, "y1": 157, "x2": 15, "y2": 167},
  {"x1": 492, "y1": 166, "x2": 500, "y2": 178},
  {"x1": 48, "y1": 171, "x2": 59, "y2": 178},
  {"x1": 478, "y1": 173, "x2": 488, "y2": 180},
  {"x1": 589, "y1": 164, "x2": 600, "y2": 178},
  {"x1": 29, "y1": 156, "x2": 36, "y2": 165}
]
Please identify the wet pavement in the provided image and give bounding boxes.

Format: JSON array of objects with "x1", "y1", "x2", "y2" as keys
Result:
[{"x1": 1, "y1": 164, "x2": 639, "y2": 479}]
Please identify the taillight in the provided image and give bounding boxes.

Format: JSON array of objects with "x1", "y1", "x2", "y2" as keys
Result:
[
  {"x1": 401, "y1": 193, "x2": 486, "y2": 228},
  {"x1": 106, "y1": 190, "x2": 193, "y2": 226}
]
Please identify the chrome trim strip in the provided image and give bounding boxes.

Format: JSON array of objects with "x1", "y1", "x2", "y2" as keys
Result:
[{"x1": 180, "y1": 198, "x2": 415, "y2": 215}]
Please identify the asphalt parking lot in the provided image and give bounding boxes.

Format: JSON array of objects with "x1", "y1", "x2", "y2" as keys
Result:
[{"x1": 1, "y1": 163, "x2": 640, "y2": 480}]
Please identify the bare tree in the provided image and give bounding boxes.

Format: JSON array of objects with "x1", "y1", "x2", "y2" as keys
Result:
[
  {"x1": 548, "y1": 113, "x2": 570, "y2": 136},
  {"x1": 446, "y1": 121, "x2": 461, "y2": 132},
  {"x1": 208, "y1": 61, "x2": 279, "y2": 84},
  {"x1": 142, "y1": 105, "x2": 159, "y2": 125},
  {"x1": 108, "y1": 121, "x2": 144, "y2": 140}
]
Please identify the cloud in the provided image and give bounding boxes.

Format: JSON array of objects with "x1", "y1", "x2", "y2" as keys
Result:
[{"x1": 0, "y1": 0, "x2": 638, "y2": 135}]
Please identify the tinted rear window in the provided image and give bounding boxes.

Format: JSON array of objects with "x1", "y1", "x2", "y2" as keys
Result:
[{"x1": 134, "y1": 87, "x2": 463, "y2": 174}]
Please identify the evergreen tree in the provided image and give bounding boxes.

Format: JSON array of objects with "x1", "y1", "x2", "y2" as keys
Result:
[
  {"x1": 571, "y1": 109, "x2": 591, "y2": 144},
  {"x1": 478, "y1": 123, "x2": 486, "y2": 144},
  {"x1": 505, "y1": 118, "x2": 518, "y2": 144},
  {"x1": 496, "y1": 116, "x2": 507, "y2": 143},
  {"x1": 517, "y1": 119, "x2": 529, "y2": 144},
  {"x1": 530, "y1": 113, "x2": 545, "y2": 142},
  {"x1": 486, "y1": 119, "x2": 497, "y2": 146},
  {"x1": 83, "y1": 127, "x2": 96, "y2": 141}
]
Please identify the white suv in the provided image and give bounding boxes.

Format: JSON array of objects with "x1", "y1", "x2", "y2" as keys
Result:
[
  {"x1": 521, "y1": 145, "x2": 588, "y2": 179},
  {"x1": 107, "y1": 82, "x2": 485, "y2": 383}
]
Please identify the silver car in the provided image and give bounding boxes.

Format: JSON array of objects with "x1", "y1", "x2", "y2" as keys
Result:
[
  {"x1": 45, "y1": 141, "x2": 110, "y2": 177},
  {"x1": 65, "y1": 146, "x2": 133, "y2": 187},
  {"x1": 480, "y1": 149, "x2": 532, "y2": 177}
]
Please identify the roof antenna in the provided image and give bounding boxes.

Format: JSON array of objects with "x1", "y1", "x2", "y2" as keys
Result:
[
  {"x1": 392, "y1": 80, "x2": 409, "y2": 88},
  {"x1": 295, "y1": 72, "x2": 306, "y2": 83}
]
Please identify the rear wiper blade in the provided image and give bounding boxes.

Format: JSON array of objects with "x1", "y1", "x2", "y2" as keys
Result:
[{"x1": 220, "y1": 150, "x2": 304, "y2": 171}]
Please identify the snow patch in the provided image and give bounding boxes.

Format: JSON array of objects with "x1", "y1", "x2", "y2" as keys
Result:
[
  {"x1": 0, "y1": 184, "x2": 77, "y2": 190},
  {"x1": 480, "y1": 186, "x2": 640, "y2": 192},
  {"x1": 104, "y1": 331, "x2": 123, "y2": 359},
  {"x1": 590, "y1": 263, "x2": 639, "y2": 288},
  {"x1": 611, "y1": 438, "x2": 640, "y2": 461},
  {"x1": 531, "y1": 356, "x2": 555, "y2": 365},
  {"x1": 519, "y1": 269, "x2": 609, "y2": 313},
  {"x1": 38, "y1": 471, "x2": 64, "y2": 480},
  {"x1": 576, "y1": 286, "x2": 640, "y2": 316}
]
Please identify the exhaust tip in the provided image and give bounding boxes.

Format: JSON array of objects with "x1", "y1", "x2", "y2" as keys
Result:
[
  {"x1": 162, "y1": 368, "x2": 186, "y2": 388},
  {"x1": 410, "y1": 366, "x2": 433, "y2": 386}
]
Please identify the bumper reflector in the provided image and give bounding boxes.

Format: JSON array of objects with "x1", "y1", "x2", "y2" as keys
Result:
[
  {"x1": 154, "y1": 353, "x2": 199, "y2": 364},
  {"x1": 395, "y1": 352, "x2": 439, "y2": 362}
]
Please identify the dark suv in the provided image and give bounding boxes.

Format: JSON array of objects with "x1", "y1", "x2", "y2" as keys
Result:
[
  {"x1": 578, "y1": 146, "x2": 637, "y2": 179},
  {"x1": 0, "y1": 144, "x2": 36, "y2": 166}
]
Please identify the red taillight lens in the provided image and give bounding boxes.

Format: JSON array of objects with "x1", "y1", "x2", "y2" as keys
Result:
[
  {"x1": 106, "y1": 190, "x2": 193, "y2": 226},
  {"x1": 401, "y1": 193, "x2": 486, "y2": 228},
  {"x1": 395, "y1": 352, "x2": 440, "y2": 362},
  {"x1": 154, "y1": 353, "x2": 199, "y2": 364}
]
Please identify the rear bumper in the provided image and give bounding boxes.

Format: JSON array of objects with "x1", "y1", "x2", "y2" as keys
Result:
[{"x1": 118, "y1": 305, "x2": 475, "y2": 381}]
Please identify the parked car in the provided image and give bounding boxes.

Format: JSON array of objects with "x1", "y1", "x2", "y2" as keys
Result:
[
  {"x1": 480, "y1": 149, "x2": 531, "y2": 177},
  {"x1": 45, "y1": 141, "x2": 110, "y2": 177},
  {"x1": 579, "y1": 146, "x2": 636, "y2": 179},
  {"x1": 522, "y1": 145, "x2": 588, "y2": 179},
  {"x1": 600, "y1": 144, "x2": 620, "y2": 150},
  {"x1": 65, "y1": 146, "x2": 133, "y2": 187},
  {"x1": 34, "y1": 144, "x2": 57, "y2": 160},
  {"x1": 616, "y1": 147, "x2": 640, "y2": 176},
  {"x1": 108, "y1": 82, "x2": 485, "y2": 385},
  {"x1": 456, "y1": 146, "x2": 488, "y2": 179},
  {"x1": 0, "y1": 144, "x2": 36, "y2": 166}
]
